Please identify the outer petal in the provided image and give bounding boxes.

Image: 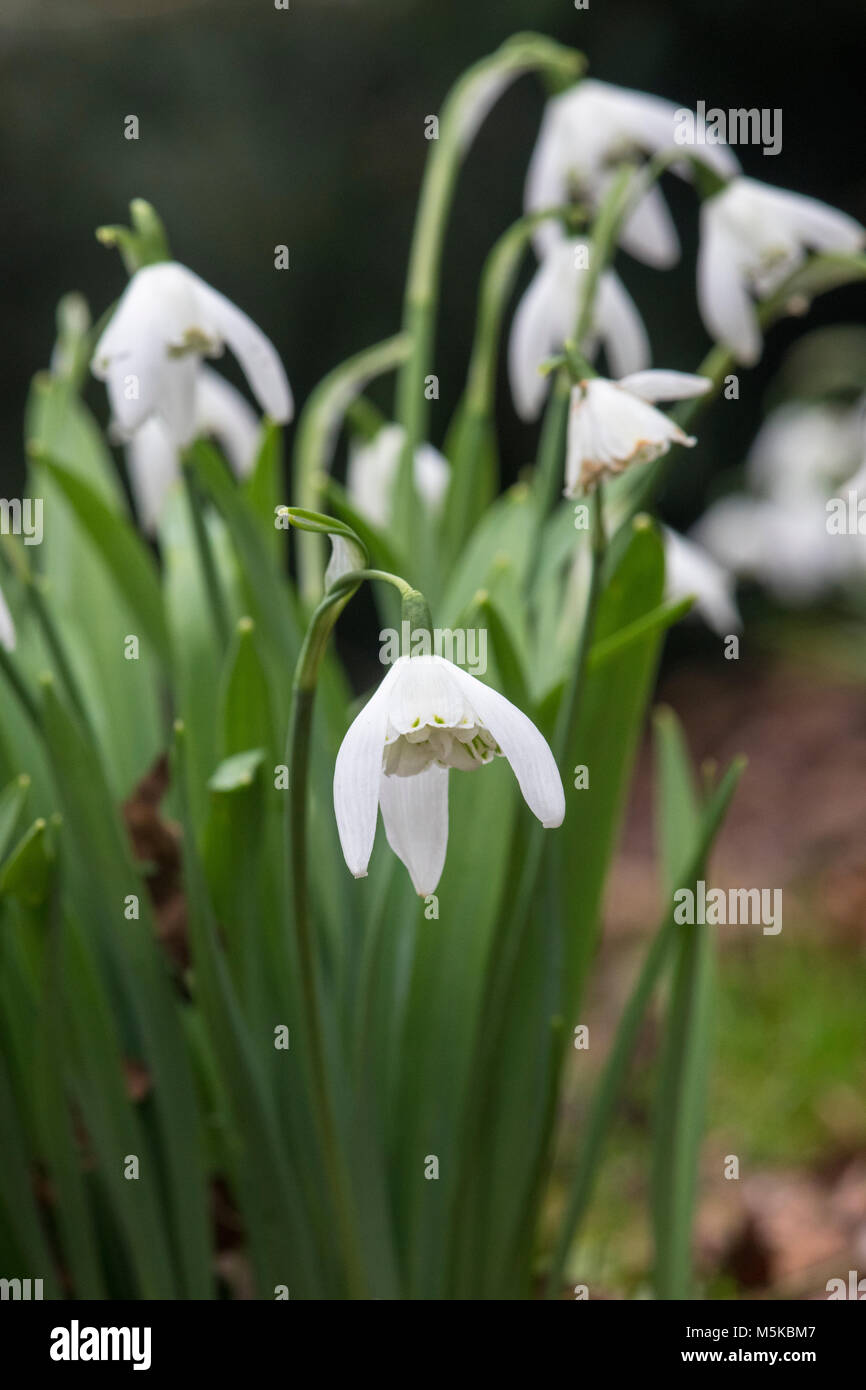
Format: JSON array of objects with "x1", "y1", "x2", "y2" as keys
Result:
[
  {"x1": 333, "y1": 660, "x2": 404, "y2": 878},
  {"x1": 196, "y1": 368, "x2": 260, "y2": 478},
  {"x1": 508, "y1": 257, "x2": 561, "y2": 421},
  {"x1": 619, "y1": 182, "x2": 680, "y2": 269},
  {"x1": 445, "y1": 665, "x2": 565, "y2": 827},
  {"x1": 126, "y1": 418, "x2": 180, "y2": 535},
  {"x1": 618, "y1": 370, "x2": 711, "y2": 403},
  {"x1": 662, "y1": 526, "x2": 741, "y2": 635},
  {"x1": 0, "y1": 583, "x2": 16, "y2": 653},
  {"x1": 378, "y1": 764, "x2": 450, "y2": 895},
  {"x1": 595, "y1": 271, "x2": 651, "y2": 379},
  {"x1": 697, "y1": 202, "x2": 761, "y2": 364},
  {"x1": 187, "y1": 271, "x2": 293, "y2": 423},
  {"x1": 748, "y1": 182, "x2": 865, "y2": 254}
]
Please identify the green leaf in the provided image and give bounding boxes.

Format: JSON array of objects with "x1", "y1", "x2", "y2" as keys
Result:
[
  {"x1": 33, "y1": 455, "x2": 169, "y2": 663},
  {"x1": 0, "y1": 818, "x2": 55, "y2": 906},
  {"x1": 208, "y1": 747, "x2": 266, "y2": 793}
]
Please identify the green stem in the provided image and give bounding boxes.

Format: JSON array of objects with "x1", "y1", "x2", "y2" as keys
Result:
[{"x1": 393, "y1": 34, "x2": 585, "y2": 546}]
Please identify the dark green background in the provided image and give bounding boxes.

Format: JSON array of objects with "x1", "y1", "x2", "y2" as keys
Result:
[{"x1": 2, "y1": 0, "x2": 864, "y2": 528}]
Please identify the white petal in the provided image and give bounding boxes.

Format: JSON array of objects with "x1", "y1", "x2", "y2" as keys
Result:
[
  {"x1": 619, "y1": 182, "x2": 680, "y2": 268},
  {"x1": 333, "y1": 660, "x2": 404, "y2": 878},
  {"x1": 618, "y1": 370, "x2": 711, "y2": 403},
  {"x1": 749, "y1": 182, "x2": 865, "y2": 254},
  {"x1": 594, "y1": 271, "x2": 651, "y2": 379},
  {"x1": 445, "y1": 665, "x2": 565, "y2": 827},
  {"x1": 125, "y1": 418, "x2": 180, "y2": 535},
  {"x1": 196, "y1": 368, "x2": 260, "y2": 478},
  {"x1": 508, "y1": 258, "x2": 561, "y2": 421},
  {"x1": 186, "y1": 271, "x2": 293, "y2": 423},
  {"x1": 0, "y1": 584, "x2": 16, "y2": 652},
  {"x1": 663, "y1": 526, "x2": 741, "y2": 635},
  {"x1": 697, "y1": 202, "x2": 761, "y2": 364},
  {"x1": 378, "y1": 764, "x2": 450, "y2": 895}
]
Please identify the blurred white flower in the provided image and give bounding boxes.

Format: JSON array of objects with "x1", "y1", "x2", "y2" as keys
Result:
[
  {"x1": 565, "y1": 370, "x2": 710, "y2": 495},
  {"x1": 126, "y1": 368, "x2": 260, "y2": 535},
  {"x1": 698, "y1": 178, "x2": 866, "y2": 364},
  {"x1": 694, "y1": 495, "x2": 852, "y2": 604},
  {"x1": 347, "y1": 424, "x2": 450, "y2": 529},
  {"x1": 0, "y1": 583, "x2": 16, "y2": 653},
  {"x1": 745, "y1": 399, "x2": 866, "y2": 502},
  {"x1": 662, "y1": 525, "x2": 741, "y2": 635},
  {"x1": 508, "y1": 239, "x2": 650, "y2": 421},
  {"x1": 526, "y1": 79, "x2": 739, "y2": 268},
  {"x1": 333, "y1": 653, "x2": 565, "y2": 895},
  {"x1": 92, "y1": 261, "x2": 292, "y2": 445}
]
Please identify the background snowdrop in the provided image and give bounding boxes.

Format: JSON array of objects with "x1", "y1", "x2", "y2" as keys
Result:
[
  {"x1": 347, "y1": 423, "x2": 449, "y2": 529},
  {"x1": 508, "y1": 239, "x2": 650, "y2": 421},
  {"x1": 91, "y1": 260, "x2": 292, "y2": 445},
  {"x1": 565, "y1": 370, "x2": 710, "y2": 494},
  {"x1": 697, "y1": 178, "x2": 866, "y2": 364},
  {"x1": 526, "y1": 78, "x2": 740, "y2": 267},
  {"x1": 662, "y1": 525, "x2": 741, "y2": 635}
]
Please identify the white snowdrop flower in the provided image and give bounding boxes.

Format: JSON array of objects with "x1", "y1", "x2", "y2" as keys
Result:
[
  {"x1": 347, "y1": 424, "x2": 450, "y2": 530},
  {"x1": 662, "y1": 525, "x2": 741, "y2": 636},
  {"x1": 0, "y1": 583, "x2": 16, "y2": 653},
  {"x1": 526, "y1": 79, "x2": 740, "y2": 268},
  {"x1": 91, "y1": 261, "x2": 292, "y2": 445},
  {"x1": 508, "y1": 239, "x2": 650, "y2": 421},
  {"x1": 698, "y1": 178, "x2": 866, "y2": 365},
  {"x1": 333, "y1": 653, "x2": 565, "y2": 896},
  {"x1": 694, "y1": 495, "x2": 851, "y2": 604},
  {"x1": 565, "y1": 370, "x2": 710, "y2": 495},
  {"x1": 126, "y1": 367, "x2": 261, "y2": 535},
  {"x1": 745, "y1": 399, "x2": 866, "y2": 503}
]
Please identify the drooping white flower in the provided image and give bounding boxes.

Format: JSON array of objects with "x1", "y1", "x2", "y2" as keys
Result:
[
  {"x1": 526, "y1": 79, "x2": 740, "y2": 268},
  {"x1": 693, "y1": 495, "x2": 852, "y2": 604},
  {"x1": 565, "y1": 370, "x2": 710, "y2": 495},
  {"x1": 92, "y1": 261, "x2": 292, "y2": 445},
  {"x1": 333, "y1": 653, "x2": 565, "y2": 895},
  {"x1": 697, "y1": 178, "x2": 866, "y2": 364},
  {"x1": 662, "y1": 525, "x2": 741, "y2": 635},
  {"x1": 745, "y1": 399, "x2": 866, "y2": 502},
  {"x1": 0, "y1": 583, "x2": 16, "y2": 653},
  {"x1": 508, "y1": 239, "x2": 650, "y2": 421},
  {"x1": 126, "y1": 368, "x2": 260, "y2": 534},
  {"x1": 347, "y1": 424, "x2": 450, "y2": 530}
]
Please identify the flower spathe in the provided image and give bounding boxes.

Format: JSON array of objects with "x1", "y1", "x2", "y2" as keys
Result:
[
  {"x1": 526, "y1": 79, "x2": 740, "y2": 269},
  {"x1": 508, "y1": 239, "x2": 650, "y2": 421},
  {"x1": 91, "y1": 260, "x2": 292, "y2": 445},
  {"x1": 333, "y1": 653, "x2": 565, "y2": 896},
  {"x1": 565, "y1": 370, "x2": 711, "y2": 495},
  {"x1": 698, "y1": 178, "x2": 866, "y2": 365}
]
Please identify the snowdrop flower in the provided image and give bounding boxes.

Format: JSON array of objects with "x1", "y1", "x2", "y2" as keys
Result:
[
  {"x1": 126, "y1": 368, "x2": 260, "y2": 534},
  {"x1": 694, "y1": 495, "x2": 851, "y2": 604},
  {"x1": 347, "y1": 424, "x2": 449, "y2": 529},
  {"x1": 526, "y1": 79, "x2": 739, "y2": 268},
  {"x1": 745, "y1": 399, "x2": 866, "y2": 503},
  {"x1": 91, "y1": 261, "x2": 292, "y2": 445},
  {"x1": 698, "y1": 178, "x2": 866, "y2": 364},
  {"x1": 508, "y1": 239, "x2": 650, "y2": 421},
  {"x1": 565, "y1": 370, "x2": 711, "y2": 495},
  {"x1": 662, "y1": 526, "x2": 741, "y2": 635},
  {"x1": 334, "y1": 653, "x2": 565, "y2": 895},
  {"x1": 0, "y1": 583, "x2": 16, "y2": 653}
]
